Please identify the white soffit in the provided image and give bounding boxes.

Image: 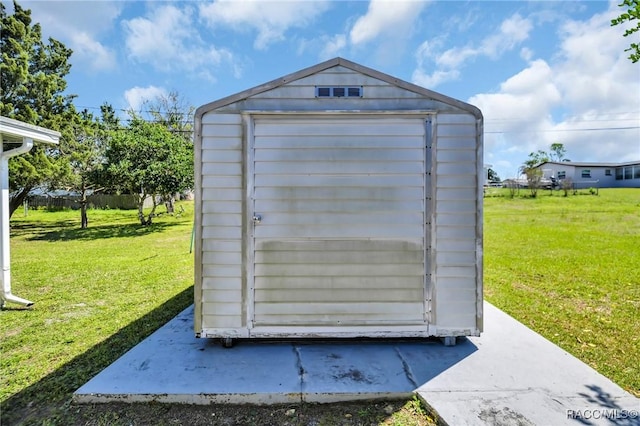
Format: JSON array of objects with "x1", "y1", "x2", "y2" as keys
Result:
[{"x1": 0, "y1": 116, "x2": 60, "y2": 145}]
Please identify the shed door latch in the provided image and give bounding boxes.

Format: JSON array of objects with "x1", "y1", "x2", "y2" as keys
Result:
[{"x1": 252, "y1": 214, "x2": 262, "y2": 224}]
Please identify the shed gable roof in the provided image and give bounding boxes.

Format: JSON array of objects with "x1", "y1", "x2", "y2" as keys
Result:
[{"x1": 196, "y1": 57, "x2": 482, "y2": 119}]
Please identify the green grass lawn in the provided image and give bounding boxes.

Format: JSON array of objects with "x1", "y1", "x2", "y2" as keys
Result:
[
  {"x1": 1, "y1": 203, "x2": 195, "y2": 424},
  {"x1": 1, "y1": 189, "x2": 638, "y2": 424},
  {"x1": 484, "y1": 188, "x2": 640, "y2": 397}
]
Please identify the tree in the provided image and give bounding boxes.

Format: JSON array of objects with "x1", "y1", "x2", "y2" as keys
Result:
[
  {"x1": 549, "y1": 143, "x2": 567, "y2": 162},
  {"x1": 104, "y1": 116, "x2": 193, "y2": 225},
  {"x1": 139, "y1": 92, "x2": 195, "y2": 213},
  {"x1": 487, "y1": 168, "x2": 500, "y2": 182},
  {"x1": 520, "y1": 150, "x2": 549, "y2": 197},
  {"x1": 1, "y1": 1, "x2": 76, "y2": 217},
  {"x1": 611, "y1": 0, "x2": 640, "y2": 63},
  {"x1": 57, "y1": 109, "x2": 112, "y2": 228}
]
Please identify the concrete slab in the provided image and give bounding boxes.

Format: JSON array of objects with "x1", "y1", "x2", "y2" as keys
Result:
[
  {"x1": 416, "y1": 303, "x2": 640, "y2": 426},
  {"x1": 74, "y1": 302, "x2": 639, "y2": 426}
]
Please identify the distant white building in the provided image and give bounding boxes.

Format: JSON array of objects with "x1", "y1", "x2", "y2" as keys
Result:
[{"x1": 534, "y1": 161, "x2": 640, "y2": 188}]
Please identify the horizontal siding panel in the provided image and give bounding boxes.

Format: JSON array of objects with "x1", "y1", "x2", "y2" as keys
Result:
[
  {"x1": 437, "y1": 124, "x2": 476, "y2": 138},
  {"x1": 255, "y1": 186, "x2": 423, "y2": 201},
  {"x1": 437, "y1": 266, "x2": 476, "y2": 278},
  {"x1": 202, "y1": 225, "x2": 242, "y2": 239},
  {"x1": 255, "y1": 288, "x2": 423, "y2": 303},
  {"x1": 202, "y1": 289, "x2": 243, "y2": 303},
  {"x1": 437, "y1": 239, "x2": 476, "y2": 252},
  {"x1": 201, "y1": 315, "x2": 242, "y2": 328},
  {"x1": 203, "y1": 265, "x2": 242, "y2": 278},
  {"x1": 202, "y1": 302, "x2": 242, "y2": 316},
  {"x1": 254, "y1": 148, "x2": 423, "y2": 162},
  {"x1": 202, "y1": 251, "x2": 242, "y2": 265},
  {"x1": 434, "y1": 276, "x2": 476, "y2": 290},
  {"x1": 255, "y1": 175, "x2": 424, "y2": 187},
  {"x1": 436, "y1": 187, "x2": 477, "y2": 201},
  {"x1": 437, "y1": 113, "x2": 476, "y2": 125},
  {"x1": 255, "y1": 276, "x2": 424, "y2": 290},
  {"x1": 287, "y1": 73, "x2": 391, "y2": 86},
  {"x1": 252, "y1": 212, "x2": 422, "y2": 226},
  {"x1": 254, "y1": 313, "x2": 422, "y2": 325},
  {"x1": 436, "y1": 175, "x2": 477, "y2": 188},
  {"x1": 255, "y1": 239, "x2": 424, "y2": 252},
  {"x1": 201, "y1": 162, "x2": 242, "y2": 176},
  {"x1": 255, "y1": 161, "x2": 424, "y2": 175},
  {"x1": 202, "y1": 188, "x2": 243, "y2": 201},
  {"x1": 199, "y1": 176, "x2": 242, "y2": 188},
  {"x1": 201, "y1": 124, "x2": 242, "y2": 138},
  {"x1": 250, "y1": 85, "x2": 424, "y2": 99},
  {"x1": 435, "y1": 251, "x2": 476, "y2": 265},
  {"x1": 436, "y1": 288, "x2": 477, "y2": 303},
  {"x1": 202, "y1": 277, "x2": 242, "y2": 290},
  {"x1": 202, "y1": 201, "x2": 242, "y2": 214},
  {"x1": 255, "y1": 199, "x2": 423, "y2": 213},
  {"x1": 201, "y1": 136, "x2": 242, "y2": 150},
  {"x1": 255, "y1": 122, "x2": 424, "y2": 137},
  {"x1": 437, "y1": 149, "x2": 476, "y2": 163},
  {"x1": 254, "y1": 302, "x2": 422, "y2": 316},
  {"x1": 201, "y1": 113, "x2": 242, "y2": 125},
  {"x1": 436, "y1": 201, "x2": 477, "y2": 214},
  {"x1": 202, "y1": 213, "x2": 243, "y2": 227},
  {"x1": 202, "y1": 150, "x2": 242, "y2": 162},
  {"x1": 436, "y1": 312, "x2": 477, "y2": 328},
  {"x1": 255, "y1": 263, "x2": 423, "y2": 277},
  {"x1": 254, "y1": 224, "x2": 423, "y2": 239},
  {"x1": 436, "y1": 226, "x2": 476, "y2": 239},
  {"x1": 202, "y1": 239, "x2": 242, "y2": 252},
  {"x1": 255, "y1": 135, "x2": 424, "y2": 149},
  {"x1": 255, "y1": 249, "x2": 423, "y2": 264},
  {"x1": 437, "y1": 137, "x2": 477, "y2": 150},
  {"x1": 436, "y1": 213, "x2": 476, "y2": 226},
  {"x1": 437, "y1": 162, "x2": 475, "y2": 175}
]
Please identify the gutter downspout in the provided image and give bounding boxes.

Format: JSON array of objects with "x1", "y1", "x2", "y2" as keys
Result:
[{"x1": 1, "y1": 135, "x2": 34, "y2": 307}]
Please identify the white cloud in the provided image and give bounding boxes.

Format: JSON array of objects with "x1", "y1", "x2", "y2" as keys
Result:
[
  {"x1": 124, "y1": 86, "x2": 167, "y2": 112},
  {"x1": 18, "y1": 1, "x2": 121, "y2": 71},
  {"x1": 469, "y1": 4, "x2": 640, "y2": 179},
  {"x1": 414, "y1": 13, "x2": 534, "y2": 88},
  {"x1": 349, "y1": 0, "x2": 428, "y2": 46},
  {"x1": 70, "y1": 33, "x2": 116, "y2": 71},
  {"x1": 319, "y1": 34, "x2": 348, "y2": 60},
  {"x1": 199, "y1": 0, "x2": 330, "y2": 50},
  {"x1": 123, "y1": 4, "x2": 236, "y2": 76}
]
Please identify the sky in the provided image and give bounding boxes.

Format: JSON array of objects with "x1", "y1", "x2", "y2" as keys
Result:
[{"x1": 5, "y1": 0, "x2": 640, "y2": 179}]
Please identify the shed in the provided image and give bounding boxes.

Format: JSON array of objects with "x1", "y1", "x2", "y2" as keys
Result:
[{"x1": 193, "y1": 58, "x2": 483, "y2": 345}]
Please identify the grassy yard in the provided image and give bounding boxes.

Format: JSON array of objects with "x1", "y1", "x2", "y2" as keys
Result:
[
  {"x1": 1, "y1": 204, "x2": 196, "y2": 424},
  {"x1": 484, "y1": 188, "x2": 640, "y2": 397},
  {"x1": 1, "y1": 189, "x2": 638, "y2": 424}
]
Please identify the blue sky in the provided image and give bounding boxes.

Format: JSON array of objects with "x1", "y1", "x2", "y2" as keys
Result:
[{"x1": 6, "y1": 0, "x2": 640, "y2": 179}]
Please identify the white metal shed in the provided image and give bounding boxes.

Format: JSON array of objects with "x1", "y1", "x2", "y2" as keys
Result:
[{"x1": 193, "y1": 58, "x2": 483, "y2": 345}]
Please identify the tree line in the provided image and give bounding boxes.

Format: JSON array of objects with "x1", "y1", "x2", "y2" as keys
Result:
[{"x1": 1, "y1": 1, "x2": 194, "y2": 227}]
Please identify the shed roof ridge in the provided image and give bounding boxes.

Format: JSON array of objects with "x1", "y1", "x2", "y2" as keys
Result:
[{"x1": 195, "y1": 57, "x2": 482, "y2": 119}]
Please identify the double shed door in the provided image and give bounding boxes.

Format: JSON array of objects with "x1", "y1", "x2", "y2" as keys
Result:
[{"x1": 249, "y1": 115, "x2": 429, "y2": 328}]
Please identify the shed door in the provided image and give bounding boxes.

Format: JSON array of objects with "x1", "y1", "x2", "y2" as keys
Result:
[{"x1": 251, "y1": 116, "x2": 428, "y2": 327}]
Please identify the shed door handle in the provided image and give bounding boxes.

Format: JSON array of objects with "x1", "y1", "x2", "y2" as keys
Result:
[{"x1": 252, "y1": 214, "x2": 262, "y2": 224}]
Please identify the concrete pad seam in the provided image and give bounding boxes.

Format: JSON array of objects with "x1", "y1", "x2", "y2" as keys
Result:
[
  {"x1": 394, "y1": 346, "x2": 418, "y2": 389},
  {"x1": 292, "y1": 344, "x2": 304, "y2": 403}
]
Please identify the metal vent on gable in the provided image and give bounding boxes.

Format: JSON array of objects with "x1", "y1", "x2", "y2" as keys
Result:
[{"x1": 315, "y1": 86, "x2": 362, "y2": 98}]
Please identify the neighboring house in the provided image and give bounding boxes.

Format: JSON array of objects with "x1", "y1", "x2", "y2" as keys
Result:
[{"x1": 535, "y1": 161, "x2": 640, "y2": 188}]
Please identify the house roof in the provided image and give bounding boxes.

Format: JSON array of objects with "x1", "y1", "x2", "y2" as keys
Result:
[
  {"x1": 0, "y1": 116, "x2": 60, "y2": 145},
  {"x1": 195, "y1": 57, "x2": 483, "y2": 120},
  {"x1": 537, "y1": 160, "x2": 640, "y2": 168}
]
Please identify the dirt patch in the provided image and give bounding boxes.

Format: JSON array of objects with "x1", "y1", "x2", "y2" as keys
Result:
[{"x1": 12, "y1": 398, "x2": 442, "y2": 426}]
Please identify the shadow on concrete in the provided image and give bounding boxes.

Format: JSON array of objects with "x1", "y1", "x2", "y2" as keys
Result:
[
  {"x1": 0, "y1": 286, "x2": 194, "y2": 425},
  {"x1": 573, "y1": 385, "x2": 640, "y2": 426}
]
